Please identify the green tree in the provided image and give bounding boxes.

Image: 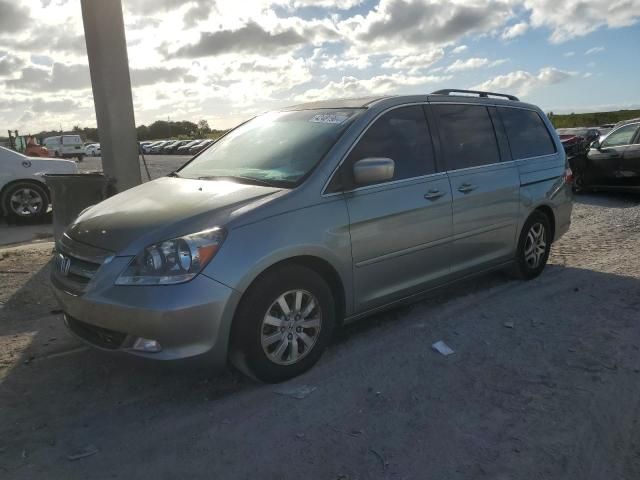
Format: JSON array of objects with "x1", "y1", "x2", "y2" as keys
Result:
[{"x1": 197, "y1": 119, "x2": 211, "y2": 137}]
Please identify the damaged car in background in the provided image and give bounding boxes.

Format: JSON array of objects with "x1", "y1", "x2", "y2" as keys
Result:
[
  {"x1": 557, "y1": 128, "x2": 600, "y2": 158},
  {"x1": 565, "y1": 121, "x2": 640, "y2": 192}
]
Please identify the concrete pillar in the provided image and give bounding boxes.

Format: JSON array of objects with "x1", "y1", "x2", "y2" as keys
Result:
[{"x1": 80, "y1": 0, "x2": 141, "y2": 192}]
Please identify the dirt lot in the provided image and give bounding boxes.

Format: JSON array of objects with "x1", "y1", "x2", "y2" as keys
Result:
[{"x1": 1, "y1": 193, "x2": 640, "y2": 479}]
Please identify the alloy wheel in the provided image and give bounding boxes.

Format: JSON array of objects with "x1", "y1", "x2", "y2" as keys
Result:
[
  {"x1": 260, "y1": 289, "x2": 322, "y2": 366},
  {"x1": 9, "y1": 187, "x2": 44, "y2": 217},
  {"x1": 523, "y1": 223, "x2": 546, "y2": 269}
]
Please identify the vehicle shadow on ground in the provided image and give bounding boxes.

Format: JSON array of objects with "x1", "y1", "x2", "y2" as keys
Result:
[
  {"x1": 2, "y1": 260, "x2": 640, "y2": 478},
  {"x1": 2, "y1": 212, "x2": 53, "y2": 227},
  {"x1": 0, "y1": 260, "x2": 514, "y2": 398},
  {"x1": 2, "y1": 262, "x2": 639, "y2": 478}
]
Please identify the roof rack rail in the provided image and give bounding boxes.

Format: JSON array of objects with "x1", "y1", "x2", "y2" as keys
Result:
[{"x1": 431, "y1": 89, "x2": 519, "y2": 101}]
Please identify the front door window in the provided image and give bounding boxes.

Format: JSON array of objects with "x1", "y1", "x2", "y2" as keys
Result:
[{"x1": 602, "y1": 124, "x2": 639, "y2": 148}]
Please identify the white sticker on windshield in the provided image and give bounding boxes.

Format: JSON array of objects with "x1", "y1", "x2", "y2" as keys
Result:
[{"x1": 309, "y1": 112, "x2": 350, "y2": 124}]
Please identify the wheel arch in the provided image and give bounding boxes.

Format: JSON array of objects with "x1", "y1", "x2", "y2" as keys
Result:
[
  {"x1": 235, "y1": 254, "x2": 347, "y2": 325},
  {"x1": 533, "y1": 204, "x2": 556, "y2": 241}
]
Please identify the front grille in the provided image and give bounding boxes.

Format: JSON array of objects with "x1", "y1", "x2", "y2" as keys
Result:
[
  {"x1": 65, "y1": 316, "x2": 127, "y2": 350},
  {"x1": 53, "y1": 234, "x2": 113, "y2": 294},
  {"x1": 55, "y1": 253, "x2": 100, "y2": 284}
]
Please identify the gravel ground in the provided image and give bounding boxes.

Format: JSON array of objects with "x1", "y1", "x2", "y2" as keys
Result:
[{"x1": 1, "y1": 192, "x2": 640, "y2": 479}]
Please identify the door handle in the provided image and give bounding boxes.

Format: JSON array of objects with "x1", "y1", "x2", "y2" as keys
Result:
[
  {"x1": 457, "y1": 183, "x2": 476, "y2": 193},
  {"x1": 424, "y1": 189, "x2": 445, "y2": 200}
]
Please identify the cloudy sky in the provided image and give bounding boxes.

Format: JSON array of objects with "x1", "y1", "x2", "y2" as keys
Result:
[{"x1": 0, "y1": 0, "x2": 639, "y2": 132}]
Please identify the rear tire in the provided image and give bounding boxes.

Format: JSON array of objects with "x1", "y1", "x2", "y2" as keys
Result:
[
  {"x1": 572, "y1": 171, "x2": 586, "y2": 194},
  {"x1": 232, "y1": 265, "x2": 335, "y2": 383},
  {"x1": 511, "y1": 211, "x2": 552, "y2": 280}
]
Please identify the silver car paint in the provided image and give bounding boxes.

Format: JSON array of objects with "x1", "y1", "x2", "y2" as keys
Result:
[{"x1": 51, "y1": 94, "x2": 572, "y2": 367}]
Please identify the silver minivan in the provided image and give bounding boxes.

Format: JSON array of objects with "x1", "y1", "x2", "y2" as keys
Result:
[{"x1": 51, "y1": 90, "x2": 573, "y2": 382}]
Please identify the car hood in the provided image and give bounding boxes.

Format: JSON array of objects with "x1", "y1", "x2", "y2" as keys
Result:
[{"x1": 67, "y1": 177, "x2": 283, "y2": 255}]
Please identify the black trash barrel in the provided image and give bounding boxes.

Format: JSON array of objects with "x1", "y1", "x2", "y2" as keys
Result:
[{"x1": 44, "y1": 173, "x2": 113, "y2": 244}]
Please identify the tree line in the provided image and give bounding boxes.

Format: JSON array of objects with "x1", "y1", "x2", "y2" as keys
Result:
[
  {"x1": 548, "y1": 110, "x2": 640, "y2": 128},
  {"x1": 2, "y1": 119, "x2": 227, "y2": 144}
]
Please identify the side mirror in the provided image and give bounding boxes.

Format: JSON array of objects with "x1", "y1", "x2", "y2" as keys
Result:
[
  {"x1": 590, "y1": 140, "x2": 601, "y2": 150},
  {"x1": 353, "y1": 157, "x2": 395, "y2": 186}
]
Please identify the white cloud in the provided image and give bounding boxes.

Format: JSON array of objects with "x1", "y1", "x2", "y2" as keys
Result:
[
  {"x1": 281, "y1": 0, "x2": 363, "y2": 8},
  {"x1": 524, "y1": 0, "x2": 640, "y2": 43},
  {"x1": 297, "y1": 73, "x2": 452, "y2": 102},
  {"x1": 585, "y1": 46, "x2": 605, "y2": 55},
  {"x1": 381, "y1": 49, "x2": 445, "y2": 72},
  {"x1": 1, "y1": 0, "x2": 637, "y2": 132},
  {"x1": 445, "y1": 57, "x2": 508, "y2": 72},
  {"x1": 502, "y1": 21, "x2": 529, "y2": 39},
  {"x1": 472, "y1": 66, "x2": 575, "y2": 95},
  {"x1": 339, "y1": 0, "x2": 514, "y2": 54},
  {"x1": 564, "y1": 51, "x2": 575, "y2": 57}
]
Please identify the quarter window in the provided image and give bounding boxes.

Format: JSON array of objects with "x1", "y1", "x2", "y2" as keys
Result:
[
  {"x1": 498, "y1": 107, "x2": 556, "y2": 159},
  {"x1": 344, "y1": 105, "x2": 435, "y2": 186},
  {"x1": 602, "y1": 124, "x2": 639, "y2": 148},
  {"x1": 433, "y1": 104, "x2": 501, "y2": 170}
]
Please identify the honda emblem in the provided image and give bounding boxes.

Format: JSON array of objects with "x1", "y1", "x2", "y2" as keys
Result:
[{"x1": 56, "y1": 253, "x2": 71, "y2": 277}]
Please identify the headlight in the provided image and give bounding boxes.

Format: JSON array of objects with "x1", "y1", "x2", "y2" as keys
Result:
[{"x1": 115, "y1": 227, "x2": 226, "y2": 285}]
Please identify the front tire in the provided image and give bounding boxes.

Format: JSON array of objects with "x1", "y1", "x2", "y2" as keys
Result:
[
  {"x1": 232, "y1": 265, "x2": 336, "y2": 383},
  {"x1": 511, "y1": 211, "x2": 552, "y2": 280},
  {"x1": 2, "y1": 182, "x2": 49, "y2": 218}
]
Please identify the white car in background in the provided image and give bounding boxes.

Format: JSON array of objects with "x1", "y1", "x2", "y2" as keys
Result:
[
  {"x1": 43, "y1": 135, "x2": 85, "y2": 161},
  {"x1": 85, "y1": 143, "x2": 101, "y2": 156},
  {"x1": 0, "y1": 145, "x2": 77, "y2": 218}
]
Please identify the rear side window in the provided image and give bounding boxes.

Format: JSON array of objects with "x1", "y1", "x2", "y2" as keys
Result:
[
  {"x1": 345, "y1": 105, "x2": 436, "y2": 184},
  {"x1": 433, "y1": 104, "x2": 501, "y2": 170},
  {"x1": 498, "y1": 108, "x2": 556, "y2": 159}
]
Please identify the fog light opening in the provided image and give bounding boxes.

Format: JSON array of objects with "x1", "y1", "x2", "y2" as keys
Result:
[{"x1": 132, "y1": 337, "x2": 162, "y2": 353}]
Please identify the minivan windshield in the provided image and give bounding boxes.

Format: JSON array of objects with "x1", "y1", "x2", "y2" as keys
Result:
[{"x1": 179, "y1": 109, "x2": 362, "y2": 187}]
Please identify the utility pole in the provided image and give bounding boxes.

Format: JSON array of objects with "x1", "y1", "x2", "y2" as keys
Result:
[{"x1": 80, "y1": 0, "x2": 141, "y2": 192}]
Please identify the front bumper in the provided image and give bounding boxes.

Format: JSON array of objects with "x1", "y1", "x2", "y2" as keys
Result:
[{"x1": 51, "y1": 256, "x2": 241, "y2": 368}]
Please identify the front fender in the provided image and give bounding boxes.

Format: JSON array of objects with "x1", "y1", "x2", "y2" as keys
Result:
[{"x1": 203, "y1": 198, "x2": 354, "y2": 315}]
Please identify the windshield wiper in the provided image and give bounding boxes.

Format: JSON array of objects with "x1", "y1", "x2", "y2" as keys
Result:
[
  {"x1": 197, "y1": 175, "x2": 291, "y2": 188},
  {"x1": 167, "y1": 171, "x2": 181, "y2": 178}
]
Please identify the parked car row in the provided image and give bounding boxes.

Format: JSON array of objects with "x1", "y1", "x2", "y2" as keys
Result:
[
  {"x1": 73, "y1": 139, "x2": 216, "y2": 158},
  {"x1": 141, "y1": 138, "x2": 214, "y2": 155},
  {"x1": 21, "y1": 136, "x2": 216, "y2": 161}
]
